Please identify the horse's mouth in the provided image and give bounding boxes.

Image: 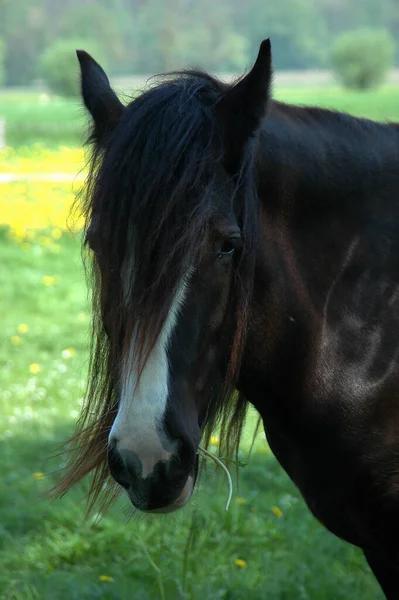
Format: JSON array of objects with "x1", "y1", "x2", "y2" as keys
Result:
[
  {"x1": 147, "y1": 473, "x2": 195, "y2": 514},
  {"x1": 129, "y1": 453, "x2": 199, "y2": 514}
]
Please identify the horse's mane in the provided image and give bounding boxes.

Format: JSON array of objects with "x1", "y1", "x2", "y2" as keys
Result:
[{"x1": 52, "y1": 69, "x2": 260, "y2": 513}]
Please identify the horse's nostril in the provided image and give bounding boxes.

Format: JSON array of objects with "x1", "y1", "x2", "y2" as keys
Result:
[
  {"x1": 107, "y1": 443, "x2": 133, "y2": 490},
  {"x1": 108, "y1": 436, "x2": 118, "y2": 451},
  {"x1": 107, "y1": 438, "x2": 197, "y2": 512},
  {"x1": 174, "y1": 434, "x2": 197, "y2": 471}
]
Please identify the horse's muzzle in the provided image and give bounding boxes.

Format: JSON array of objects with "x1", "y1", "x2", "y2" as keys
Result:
[{"x1": 107, "y1": 441, "x2": 197, "y2": 512}]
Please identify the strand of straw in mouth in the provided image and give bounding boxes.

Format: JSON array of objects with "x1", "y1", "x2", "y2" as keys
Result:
[{"x1": 198, "y1": 445, "x2": 233, "y2": 511}]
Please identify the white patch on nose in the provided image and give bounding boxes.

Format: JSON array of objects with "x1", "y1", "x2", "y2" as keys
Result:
[{"x1": 109, "y1": 276, "x2": 189, "y2": 478}]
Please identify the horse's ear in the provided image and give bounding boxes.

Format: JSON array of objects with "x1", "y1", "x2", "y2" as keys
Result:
[
  {"x1": 76, "y1": 50, "x2": 125, "y2": 143},
  {"x1": 216, "y1": 38, "x2": 272, "y2": 174}
]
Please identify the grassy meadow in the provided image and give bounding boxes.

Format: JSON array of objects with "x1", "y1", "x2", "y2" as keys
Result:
[
  {"x1": 1, "y1": 80, "x2": 399, "y2": 147},
  {"x1": 2, "y1": 81, "x2": 398, "y2": 600}
]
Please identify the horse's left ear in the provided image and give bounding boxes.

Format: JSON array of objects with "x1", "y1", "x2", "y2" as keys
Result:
[
  {"x1": 216, "y1": 38, "x2": 272, "y2": 174},
  {"x1": 76, "y1": 50, "x2": 125, "y2": 143}
]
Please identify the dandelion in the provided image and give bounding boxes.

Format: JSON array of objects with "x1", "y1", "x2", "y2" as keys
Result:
[
  {"x1": 61, "y1": 347, "x2": 76, "y2": 359},
  {"x1": 39, "y1": 236, "x2": 52, "y2": 248},
  {"x1": 8, "y1": 225, "x2": 27, "y2": 243},
  {"x1": 234, "y1": 558, "x2": 247, "y2": 568},
  {"x1": 210, "y1": 435, "x2": 219, "y2": 446},
  {"x1": 42, "y1": 275, "x2": 57, "y2": 286},
  {"x1": 272, "y1": 505, "x2": 283, "y2": 518},
  {"x1": 32, "y1": 472, "x2": 45, "y2": 480},
  {"x1": 29, "y1": 363, "x2": 40, "y2": 374},
  {"x1": 51, "y1": 228, "x2": 62, "y2": 240},
  {"x1": 99, "y1": 575, "x2": 113, "y2": 582},
  {"x1": 236, "y1": 497, "x2": 246, "y2": 505},
  {"x1": 0, "y1": 174, "x2": 84, "y2": 239},
  {"x1": 10, "y1": 335, "x2": 22, "y2": 345},
  {"x1": 17, "y1": 324, "x2": 29, "y2": 334}
]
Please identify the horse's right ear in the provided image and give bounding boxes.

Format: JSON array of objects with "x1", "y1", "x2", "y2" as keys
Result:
[{"x1": 76, "y1": 50, "x2": 125, "y2": 143}]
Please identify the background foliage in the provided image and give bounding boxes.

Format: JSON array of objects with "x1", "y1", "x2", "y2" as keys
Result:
[
  {"x1": 39, "y1": 39, "x2": 105, "y2": 98},
  {"x1": 0, "y1": 0, "x2": 398, "y2": 85},
  {"x1": 332, "y1": 29, "x2": 395, "y2": 89}
]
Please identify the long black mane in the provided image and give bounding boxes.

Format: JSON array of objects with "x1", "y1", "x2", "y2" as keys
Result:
[{"x1": 57, "y1": 70, "x2": 260, "y2": 510}]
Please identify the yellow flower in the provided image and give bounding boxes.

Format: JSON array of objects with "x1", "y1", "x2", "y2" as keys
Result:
[
  {"x1": 236, "y1": 497, "x2": 246, "y2": 505},
  {"x1": 8, "y1": 224, "x2": 27, "y2": 242},
  {"x1": 29, "y1": 363, "x2": 40, "y2": 374},
  {"x1": 39, "y1": 236, "x2": 52, "y2": 248},
  {"x1": 51, "y1": 228, "x2": 63, "y2": 240},
  {"x1": 234, "y1": 558, "x2": 247, "y2": 568},
  {"x1": 210, "y1": 435, "x2": 219, "y2": 446},
  {"x1": 42, "y1": 275, "x2": 57, "y2": 286},
  {"x1": 17, "y1": 324, "x2": 29, "y2": 334},
  {"x1": 10, "y1": 335, "x2": 22, "y2": 345},
  {"x1": 32, "y1": 472, "x2": 45, "y2": 480},
  {"x1": 61, "y1": 347, "x2": 77, "y2": 359},
  {"x1": 272, "y1": 505, "x2": 283, "y2": 518},
  {"x1": 0, "y1": 173, "x2": 84, "y2": 236},
  {"x1": 99, "y1": 575, "x2": 113, "y2": 582}
]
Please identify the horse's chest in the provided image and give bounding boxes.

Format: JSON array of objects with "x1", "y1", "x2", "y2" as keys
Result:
[{"x1": 262, "y1": 415, "x2": 369, "y2": 546}]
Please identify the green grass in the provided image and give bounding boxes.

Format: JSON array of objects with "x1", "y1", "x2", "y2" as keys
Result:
[
  {"x1": 0, "y1": 91, "x2": 86, "y2": 148},
  {"x1": 1, "y1": 80, "x2": 395, "y2": 597},
  {"x1": 0, "y1": 231, "x2": 384, "y2": 599},
  {"x1": 1, "y1": 83, "x2": 398, "y2": 147},
  {"x1": 275, "y1": 84, "x2": 399, "y2": 122}
]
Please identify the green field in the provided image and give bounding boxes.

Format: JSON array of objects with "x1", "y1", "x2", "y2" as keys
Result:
[
  {"x1": 1, "y1": 82, "x2": 395, "y2": 599},
  {"x1": 1, "y1": 82, "x2": 399, "y2": 147}
]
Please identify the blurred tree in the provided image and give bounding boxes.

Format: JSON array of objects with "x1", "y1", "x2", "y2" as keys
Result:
[
  {"x1": 318, "y1": 0, "x2": 398, "y2": 61},
  {"x1": 233, "y1": 0, "x2": 328, "y2": 69},
  {"x1": 0, "y1": 39, "x2": 4, "y2": 86},
  {"x1": 128, "y1": 0, "x2": 248, "y2": 73},
  {"x1": 0, "y1": 1, "x2": 49, "y2": 85},
  {"x1": 0, "y1": 0, "x2": 397, "y2": 84},
  {"x1": 331, "y1": 29, "x2": 395, "y2": 89},
  {"x1": 184, "y1": 0, "x2": 249, "y2": 72},
  {"x1": 59, "y1": 4, "x2": 126, "y2": 66},
  {"x1": 39, "y1": 38, "x2": 106, "y2": 97}
]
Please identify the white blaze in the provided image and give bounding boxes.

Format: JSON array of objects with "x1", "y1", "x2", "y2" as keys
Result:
[{"x1": 109, "y1": 278, "x2": 188, "y2": 478}]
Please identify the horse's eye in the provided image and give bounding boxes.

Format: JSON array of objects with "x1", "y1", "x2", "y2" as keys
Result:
[{"x1": 218, "y1": 237, "x2": 240, "y2": 258}]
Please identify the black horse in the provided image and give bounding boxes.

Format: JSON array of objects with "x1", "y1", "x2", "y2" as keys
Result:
[{"x1": 56, "y1": 40, "x2": 399, "y2": 597}]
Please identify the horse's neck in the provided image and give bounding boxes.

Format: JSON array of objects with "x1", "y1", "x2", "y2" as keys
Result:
[
  {"x1": 238, "y1": 106, "x2": 399, "y2": 407},
  {"x1": 255, "y1": 102, "x2": 399, "y2": 270},
  {"x1": 257, "y1": 103, "x2": 399, "y2": 214}
]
